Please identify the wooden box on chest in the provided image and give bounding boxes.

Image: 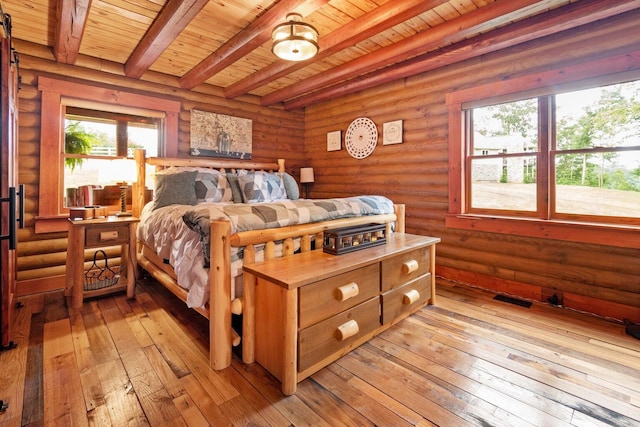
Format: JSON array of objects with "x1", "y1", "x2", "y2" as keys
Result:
[{"x1": 322, "y1": 223, "x2": 386, "y2": 255}]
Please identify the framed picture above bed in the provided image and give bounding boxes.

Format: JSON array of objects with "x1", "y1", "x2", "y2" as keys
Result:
[{"x1": 190, "y1": 109, "x2": 253, "y2": 159}]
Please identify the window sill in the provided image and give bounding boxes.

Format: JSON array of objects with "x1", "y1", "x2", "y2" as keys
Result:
[{"x1": 445, "y1": 214, "x2": 640, "y2": 249}]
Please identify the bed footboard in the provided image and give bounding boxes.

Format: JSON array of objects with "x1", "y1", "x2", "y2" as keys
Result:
[{"x1": 206, "y1": 204, "x2": 405, "y2": 370}]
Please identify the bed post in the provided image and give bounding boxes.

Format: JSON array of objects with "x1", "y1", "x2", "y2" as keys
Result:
[
  {"x1": 394, "y1": 204, "x2": 405, "y2": 233},
  {"x1": 133, "y1": 149, "x2": 146, "y2": 218},
  {"x1": 210, "y1": 218, "x2": 233, "y2": 370}
]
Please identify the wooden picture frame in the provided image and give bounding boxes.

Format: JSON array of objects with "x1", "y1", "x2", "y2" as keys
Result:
[
  {"x1": 190, "y1": 109, "x2": 253, "y2": 159},
  {"x1": 327, "y1": 130, "x2": 342, "y2": 151},
  {"x1": 383, "y1": 120, "x2": 403, "y2": 145}
]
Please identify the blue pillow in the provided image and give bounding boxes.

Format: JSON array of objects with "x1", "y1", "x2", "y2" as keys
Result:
[{"x1": 282, "y1": 172, "x2": 299, "y2": 200}]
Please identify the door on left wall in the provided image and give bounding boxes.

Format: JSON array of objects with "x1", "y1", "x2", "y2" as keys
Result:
[{"x1": 0, "y1": 12, "x2": 22, "y2": 351}]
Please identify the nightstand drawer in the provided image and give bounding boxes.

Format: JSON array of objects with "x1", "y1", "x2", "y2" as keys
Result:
[
  {"x1": 85, "y1": 224, "x2": 130, "y2": 246},
  {"x1": 381, "y1": 273, "x2": 430, "y2": 324},
  {"x1": 299, "y1": 263, "x2": 380, "y2": 329},
  {"x1": 298, "y1": 297, "x2": 380, "y2": 372},
  {"x1": 381, "y1": 246, "x2": 430, "y2": 292}
]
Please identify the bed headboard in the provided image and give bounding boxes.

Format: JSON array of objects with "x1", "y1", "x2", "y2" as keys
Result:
[{"x1": 132, "y1": 149, "x2": 285, "y2": 217}]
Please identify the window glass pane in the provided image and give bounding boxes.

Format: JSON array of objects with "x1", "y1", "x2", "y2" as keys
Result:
[
  {"x1": 556, "y1": 82, "x2": 640, "y2": 150},
  {"x1": 469, "y1": 98, "x2": 539, "y2": 213},
  {"x1": 64, "y1": 120, "x2": 116, "y2": 156},
  {"x1": 470, "y1": 156, "x2": 537, "y2": 211},
  {"x1": 129, "y1": 122, "x2": 159, "y2": 157},
  {"x1": 63, "y1": 112, "x2": 159, "y2": 209},
  {"x1": 555, "y1": 81, "x2": 640, "y2": 219},
  {"x1": 471, "y1": 99, "x2": 538, "y2": 152},
  {"x1": 64, "y1": 158, "x2": 135, "y2": 208},
  {"x1": 555, "y1": 151, "x2": 640, "y2": 218}
]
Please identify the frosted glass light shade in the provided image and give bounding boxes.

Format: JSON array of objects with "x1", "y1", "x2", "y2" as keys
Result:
[{"x1": 272, "y1": 13, "x2": 319, "y2": 61}]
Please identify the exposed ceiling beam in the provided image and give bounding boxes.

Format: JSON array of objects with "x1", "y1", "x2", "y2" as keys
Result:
[
  {"x1": 261, "y1": 0, "x2": 547, "y2": 106},
  {"x1": 283, "y1": 0, "x2": 640, "y2": 110},
  {"x1": 179, "y1": 0, "x2": 330, "y2": 90},
  {"x1": 224, "y1": 0, "x2": 448, "y2": 99},
  {"x1": 53, "y1": 0, "x2": 92, "y2": 64},
  {"x1": 124, "y1": 0, "x2": 209, "y2": 79}
]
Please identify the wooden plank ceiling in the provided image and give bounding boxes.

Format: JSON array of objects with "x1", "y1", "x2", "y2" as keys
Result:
[{"x1": 2, "y1": 0, "x2": 639, "y2": 109}]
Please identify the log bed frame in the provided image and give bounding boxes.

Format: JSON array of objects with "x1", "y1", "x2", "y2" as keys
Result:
[{"x1": 131, "y1": 149, "x2": 405, "y2": 370}]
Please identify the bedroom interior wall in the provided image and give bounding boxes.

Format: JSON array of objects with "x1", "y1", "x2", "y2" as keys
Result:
[
  {"x1": 15, "y1": 44, "x2": 305, "y2": 295},
  {"x1": 303, "y1": 10, "x2": 640, "y2": 322}
]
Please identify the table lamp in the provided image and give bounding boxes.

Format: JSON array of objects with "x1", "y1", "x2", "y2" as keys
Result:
[{"x1": 300, "y1": 167, "x2": 314, "y2": 199}]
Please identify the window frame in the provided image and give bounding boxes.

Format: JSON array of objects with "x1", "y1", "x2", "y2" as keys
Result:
[
  {"x1": 466, "y1": 96, "x2": 547, "y2": 219},
  {"x1": 36, "y1": 77, "x2": 181, "y2": 233},
  {"x1": 445, "y1": 50, "x2": 640, "y2": 248}
]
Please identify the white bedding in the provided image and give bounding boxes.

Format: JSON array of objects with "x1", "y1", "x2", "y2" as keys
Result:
[
  {"x1": 138, "y1": 202, "x2": 219, "y2": 307},
  {"x1": 138, "y1": 202, "x2": 296, "y2": 308}
]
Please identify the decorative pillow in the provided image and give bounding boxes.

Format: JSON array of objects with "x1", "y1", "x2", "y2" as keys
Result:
[
  {"x1": 195, "y1": 170, "x2": 232, "y2": 203},
  {"x1": 282, "y1": 172, "x2": 299, "y2": 200},
  {"x1": 238, "y1": 171, "x2": 270, "y2": 203},
  {"x1": 226, "y1": 172, "x2": 245, "y2": 203},
  {"x1": 153, "y1": 170, "x2": 198, "y2": 210},
  {"x1": 265, "y1": 172, "x2": 287, "y2": 200}
]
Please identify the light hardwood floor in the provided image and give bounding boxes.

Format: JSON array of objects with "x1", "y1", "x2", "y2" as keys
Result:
[{"x1": 1, "y1": 277, "x2": 639, "y2": 426}]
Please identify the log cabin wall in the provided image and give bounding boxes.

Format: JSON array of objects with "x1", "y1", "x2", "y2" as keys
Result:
[
  {"x1": 304, "y1": 11, "x2": 640, "y2": 322},
  {"x1": 15, "y1": 41, "x2": 305, "y2": 295}
]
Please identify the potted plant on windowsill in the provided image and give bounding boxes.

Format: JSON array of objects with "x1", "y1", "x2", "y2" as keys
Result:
[{"x1": 65, "y1": 121, "x2": 97, "y2": 171}]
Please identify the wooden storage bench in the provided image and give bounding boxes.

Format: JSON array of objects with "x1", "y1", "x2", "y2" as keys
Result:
[{"x1": 242, "y1": 232, "x2": 440, "y2": 395}]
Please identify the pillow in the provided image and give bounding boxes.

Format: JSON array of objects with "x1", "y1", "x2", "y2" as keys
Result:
[
  {"x1": 195, "y1": 170, "x2": 232, "y2": 203},
  {"x1": 226, "y1": 172, "x2": 245, "y2": 203},
  {"x1": 265, "y1": 172, "x2": 287, "y2": 201},
  {"x1": 282, "y1": 172, "x2": 299, "y2": 200},
  {"x1": 153, "y1": 170, "x2": 198, "y2": 210},
  {"x1": 238, "y1": 171, "x2": 270, "y2": 203}
]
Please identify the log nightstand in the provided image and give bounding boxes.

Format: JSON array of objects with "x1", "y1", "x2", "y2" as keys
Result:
[{"x1": 65, "y1": 216, "x2": 139, "y2": 308}]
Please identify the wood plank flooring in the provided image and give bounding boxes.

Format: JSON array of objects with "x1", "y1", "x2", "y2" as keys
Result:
[{"x1": 1, "y1": 277, "x2": 639, "y2": 426}]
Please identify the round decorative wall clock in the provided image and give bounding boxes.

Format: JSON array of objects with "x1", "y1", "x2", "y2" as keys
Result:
[{"x1": 345, "y1": 117, "x2": 378, "y2": 159}]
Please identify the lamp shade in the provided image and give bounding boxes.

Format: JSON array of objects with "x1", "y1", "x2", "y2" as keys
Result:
[
  {"x1": 272, "y1": 13, "x2": 319, "y2": 61},
  {"x1": 101, "y1": 158, "x2": 136, "y2": 184},
  {"x1": 300, "y1": 167, "x2": 314, "y2": 183}
]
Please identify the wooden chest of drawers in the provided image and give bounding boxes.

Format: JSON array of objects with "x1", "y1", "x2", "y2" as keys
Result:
[{"x1": 243, "y1": 233, "x2": 440, "y2": 395}]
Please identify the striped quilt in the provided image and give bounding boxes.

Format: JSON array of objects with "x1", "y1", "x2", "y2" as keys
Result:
[{"x1": 182, "y1": 195, "x2": 395, "y2": 265}]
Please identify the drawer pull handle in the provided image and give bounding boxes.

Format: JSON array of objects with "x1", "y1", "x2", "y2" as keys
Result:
[
  {"x1": 403, "y1": 289, "x2": 421, "y2": 305},
  {"x1": 99, "y1": 231, "x2": 119, "y2": 241},
  {"x1": 402, "y1": 260, "x2": 419, "y2": 274},
  {"x1": 335, "y1": 282, "x2": 359, "y2": 301},
  {"x1": 335, "y1": 319, "x2": 359, "y2": 341}
]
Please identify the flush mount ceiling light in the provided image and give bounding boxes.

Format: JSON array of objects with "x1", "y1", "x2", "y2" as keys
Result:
[{"x1": 271, "y1": 13, "x2": 319, "y2": 61}]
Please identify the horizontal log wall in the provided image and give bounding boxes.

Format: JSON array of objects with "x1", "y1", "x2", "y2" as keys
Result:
[
  {"x1": 15, "y1": 41, "x2": 304, "y2": 295},
  {"x1": 304, "y1": 11, "x2": 640, "y2": 322}
]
